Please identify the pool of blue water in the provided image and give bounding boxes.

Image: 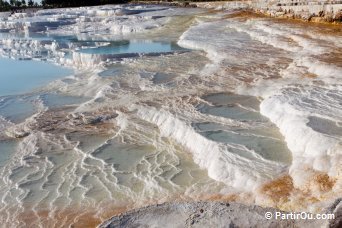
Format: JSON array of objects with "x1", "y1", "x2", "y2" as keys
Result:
[
  {"x1": 0, "y1": 140, "x2": 17, "y2": 167},
  {"x1": 0, "y1": 58, "x2": 72, "y2": 97},
  {"x1": 78, "y1": 40, "x2": 187, "y2": 55}
]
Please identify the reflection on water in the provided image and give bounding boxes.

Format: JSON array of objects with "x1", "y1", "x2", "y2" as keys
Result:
[
  {"x1": 0, "y1": 95, "x2": 37, "y2": 122},
  {"x1": 40, "y1": 93, "x2": 89, "y2": 108},
  {"x1": 78, "y1": 40, "x2": 187, "y2": 55}
]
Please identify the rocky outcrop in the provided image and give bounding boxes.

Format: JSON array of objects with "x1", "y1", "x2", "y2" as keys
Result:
[
  {"x1": 253, "y1": 0, "x2": 342, "y2": 22},
  {"x1": 100, "y1": 200, "x2": 342, "y2": 228},
  {"x1": 194, "y1": 1, "x2": 342, "y2": 23},
  {"x1": 328, "y1": 199, "x2": 342, "y2": 228}
]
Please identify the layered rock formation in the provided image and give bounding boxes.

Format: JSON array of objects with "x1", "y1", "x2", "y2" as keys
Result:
[
  {"x1": 253, "y1": 0, "x2": 342, "y2": 22},
  {"x1": 195, "y1": 0, "x2": 342, "y2": 22}
]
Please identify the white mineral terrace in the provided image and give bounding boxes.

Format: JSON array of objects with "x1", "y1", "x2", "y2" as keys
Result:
[
  {"x1": 0, "y1": 3, "x2": 341, "y2": 228},
  {"x1": 196, "y1": 0, "x2": 342, "y2": 20}
]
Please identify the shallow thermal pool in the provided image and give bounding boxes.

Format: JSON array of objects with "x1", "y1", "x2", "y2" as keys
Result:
[
  {"x1": 78, "y1": 40, "x2": 187, "y2": 55},
  {"x1": 0, "y1": 58, "x2": 72, "y2": 96}
]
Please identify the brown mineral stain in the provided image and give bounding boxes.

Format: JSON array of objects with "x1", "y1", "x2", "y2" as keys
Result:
[
  {"x1": 311, "y1": 173, "x2": 336, "y2": 192},
  {"x1": 303, "y1": 73, "x2": 317, "y2": 78},
  {"x1": 257, "y1": 172, "x2": 338, "y2": 211},
  {"x1": 223, "y1": 10, "x2": 267, "y2": 20},
  {"x1": 260, "y1": 175, "x2": 294, "y2": 199},
  {"x1": 204, "y1": 193, "x2": 239, "y2": 202}
]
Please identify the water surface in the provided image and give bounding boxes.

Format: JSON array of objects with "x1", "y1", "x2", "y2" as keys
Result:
[
  {"x1": 0, "y1": 58, "x2": 72, "y2": 96},
  {"x1": 78, "y1": 40, "x2": 186, "y2": 55}
]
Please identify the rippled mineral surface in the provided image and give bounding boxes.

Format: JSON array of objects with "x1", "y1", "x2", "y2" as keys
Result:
[{"x1": 0, "y1": 4, "x2": 341, "y2": 227}]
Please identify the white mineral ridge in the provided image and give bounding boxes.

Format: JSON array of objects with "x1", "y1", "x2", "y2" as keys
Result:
[
  {"x1": 134, "y1": 105, "x2": 286, "y2": 191},
  {"x1": 177, "y1": 14, "x2": 342, "y2": 200}
]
